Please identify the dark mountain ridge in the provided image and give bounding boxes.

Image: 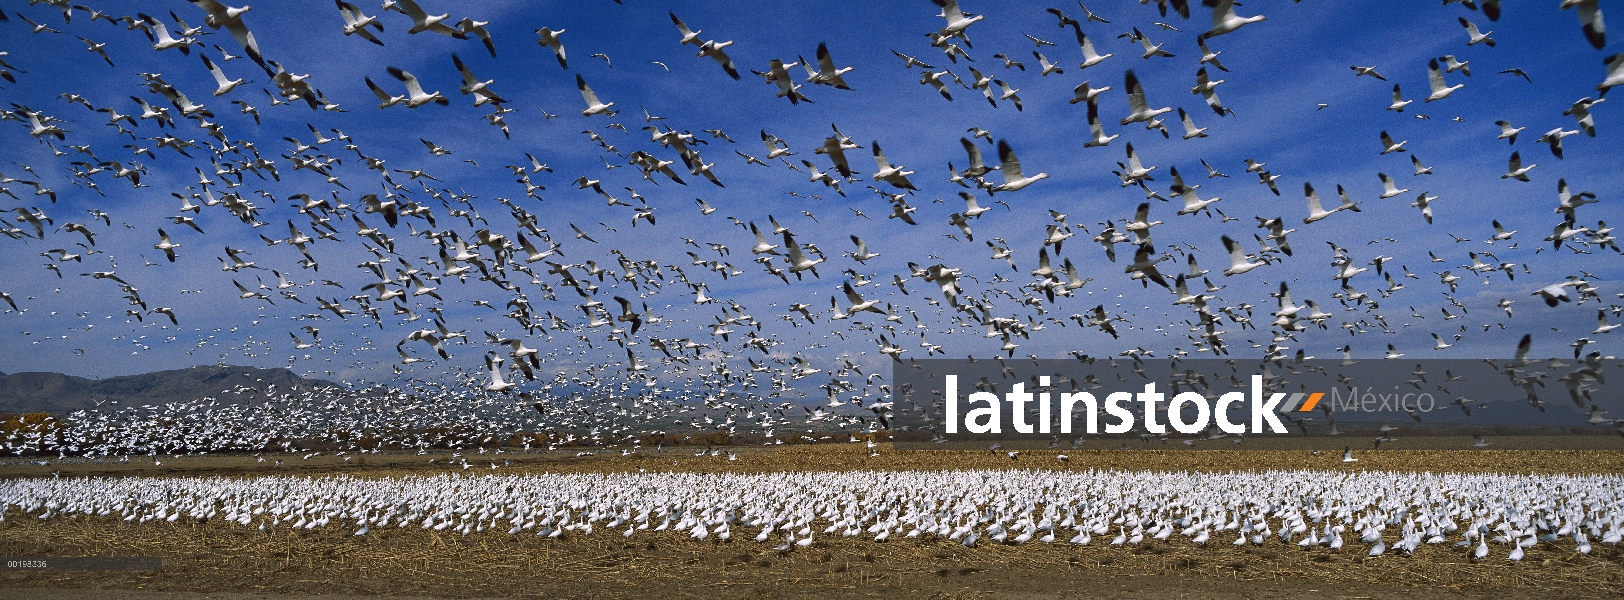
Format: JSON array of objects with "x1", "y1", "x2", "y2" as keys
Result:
[{"x1": 0, "y1": 366, "x2": 341, "y2": 414}]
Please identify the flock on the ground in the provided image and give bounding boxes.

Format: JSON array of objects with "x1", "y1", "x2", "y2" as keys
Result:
[{"x1": 0, "y1": 0, "x2": 1620, "y2": 452}]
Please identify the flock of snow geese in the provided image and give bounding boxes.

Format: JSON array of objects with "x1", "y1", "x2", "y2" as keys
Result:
[
  {"x1": 0, "y1": 1, "x2": 1621, "y2": 470},
  {"x1": 3, "y1": 468, "x2": 1623, "y2": 560}
]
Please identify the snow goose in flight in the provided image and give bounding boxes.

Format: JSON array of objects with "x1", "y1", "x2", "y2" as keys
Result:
[
  {"x1": 1350, "y1": 65, "x2": 1387, "y2": 81},
  {"x1": 800, "y1": 43, "x2": 853, "y2": 90},
  {"x1": 697, "y1": 40, "x2": 742, "y2": 80},
  {"x1": 1494, "y1": 120, "x2": 1523, "y2": 144},
  {"x1": 669, "y1": 12, "x2": 704, "y2": 48},
  {"x1": 154, "y1": 228, "x2": 181, "y2": 262},
  {"x1": 993, "y1": 80, "x2": 1023, "y2": 111},
  {"x1": 890, "y1": 49, "x2": 935, "y2": 70},
  {"x1": 1125, "y1": 247, "x2": 1171, "y2": 289},
  {"x1": 1439, "y1": 55, "x2": 1470, "y2": 76},
  {"x1": 335, "y1": 0, "x2": 384, "y2": 46},
  {"x1": 1387, "y1": 84, "x2": 1411, "y2": 112},
  {"x1": 991, "y1": 140, "x2": 1046, "y2": 192},
  {"x1": 1121, "y1": 70, "x2": 1172, "y2": 125},
  {"x1": 17, "y1": 13, "x2": 63, "y2": 34},
  {"x1": 921, "y1": 70, "x2": 956, "y2": 101},
  {"x1": 1030, "y1": 248, "x2": 1057, "y2": 279},
  {"x1": 483, "y1": 353, "x2": 515, "y2": 392},
  {"x1": 451, "y1": 54, "x2": 505, "y2": 106},
  {"x1": 1560, "y1": 0, "x2": 1606, "y2": 49},
  {"x1": 1197, "y1": 36, "x2": 1228, "y2": 72},
  {"x1": 1125, "y1": 202, "x2": 1161, "y2": 239},
  {"x1": 749, "y1": 223, "x2": 779, "y2": 255},
  {"x1": 1377, "y1": 173, "x2": 1408, "y2": 198},
  {"x1": 364, "y1": 77, "x2": 405, "y2": 108},
  {"x1": 76, "y1": 37, "x2": 116, "y2": 67},
  {"x1": 1594, "y1": 309, "x2": 1621, "y2": 334},
  {"x1": 1534, "y1": 279, "x2": 1584, "y2": 306},
  {"x1": 816, "y1": 133, "x2": 858, "y2": 178},
  {"x1": 782, "y1": 232, "x2": 823, "y2": 279},
  {"x1": 761, "y1": 59, "x2": 812, "y2": 104},
  {"x1": 1459, "y1": 16, "x2": 1495, "y2": 47},
  {"x1": 1192, "y1": 67, "x2": 1228, "y2": 115},
  {"x1": 188, "y1": 0, "x2": 263, "y2": 67},
  {"x1": 200, "y1": 54, "x2": 248, "y2": 96},
  {"x1": 1201, "y1": 0, "x2": 1265, "y2": 39},
  {"x1": 1222, "y1": 235, "x2": 1263, "y2": 276},
  {"x1": 1556, "y1": 179, "x2": 1598, "y2": 217},
  {"x1": 1034, "y1": 51, "x2": 1063, "y2": 76},
  {"x1": 844, "y1": 282, "x2": 883, "y2": 314},
  {"x1": 1544, "y1": 221, "x2": 1588, "y2": 250},
  {"x1": 932, "y1": 0, "x2": 984, "y2": 39},
  {"x1": 1425, "y1": 59, "x2": 1463, "y2": 102},
  {"x1": 1378, "y1": 130, "x2": 1406, "y2": 154},
  {"x1": 1117, "y1": 142, "x2": 1156, "y2": 183},
  {"x1": 1501, "y1": 151, "x2": 1535, "y2": 181},
  {"x1": 1303, "y1": 183, "x2": 1356, "y2": 223},
  {"x1": 1563, "y1": 97, "x2": 1602, "y2": 137},
  {"x1": 1599, "y1": 53, "x2": 1623, "y2": 96},
  {"x1": 1172, "y1": 167, "x2": 1219, "y2": 215},
  {"x1": 1538, "y1": 128, "x2": 1579, "y2": 158},
  {"x1": 1406, "y1": 154, "x2": 1433, "y2": 176},
  {"x1": 382, "y1": 0, "x2": 466, "y2": 38},
  {"x1": 1178, "y1": 108, "x2": 1207, "y2": 139},
  {"x1": 1125, "y1": 27, "x2": 1174, "y2": 59},
  {"x1": 1069, "y1": 80, "x2": 1109, "y2": 104},
  {"x1": 1066, "y1": 23, "x2": 1112, "y2": 69},
  {"x1": 1431, "y1": 333, "x2": 1453, "y2": 351},
  {"x1": 141, "y1": 13, "x2": 199, "y2": 54},
  {"x1": 870, "y1": 142, "x2": 918, "y2": 191},
  {"x1": 455, "y1": 17, "x2": 495, "y2": 57},
  {"x1": 958, "y1": 137, "x2": 995, "y2": 178},
  {"x1": 1083, "y1": 102, "x2": 1118, "y2": 147},
  {"x1": 576, "y1": 74, "x2": 617, "y2": 116},
  {"x1": 386, "y1": 67, "x2": 448, "y2": 107},
  {"x1": 535, "y1": 27, "x2": 567, "y2": 68},
  {"x1": 965, "y1": 67, "x2": 995, "y2": 103}
]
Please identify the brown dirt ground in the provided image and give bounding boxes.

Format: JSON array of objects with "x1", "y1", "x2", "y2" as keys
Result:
[{"x1": 2, "y1": 447, "x2": 1622, "y2": 599}]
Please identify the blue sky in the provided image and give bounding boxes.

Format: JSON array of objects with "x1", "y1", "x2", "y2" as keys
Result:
[{"x1": 0, "y1": 0, "x2": 1619, "y2": 407}]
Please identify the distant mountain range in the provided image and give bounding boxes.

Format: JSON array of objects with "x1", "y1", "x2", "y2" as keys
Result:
[{"x1": 0, "y1": 366, "x2": 341, "y2": 414}]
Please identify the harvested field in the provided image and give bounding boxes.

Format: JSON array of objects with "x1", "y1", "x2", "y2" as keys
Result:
[{"x1": 2, "y1": 447, "x2": 1622, "y2": 599}]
